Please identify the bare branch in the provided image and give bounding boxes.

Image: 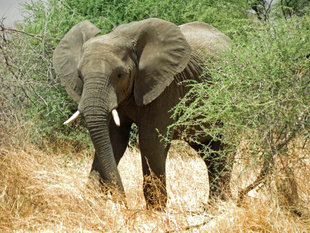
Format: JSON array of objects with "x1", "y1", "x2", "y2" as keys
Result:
[
  {"x1": 0, "y1": 25, "x2": 43, "y2": 41},
  {"x1": 237, "y1": 152, "x2": 274, "y2": 203}
]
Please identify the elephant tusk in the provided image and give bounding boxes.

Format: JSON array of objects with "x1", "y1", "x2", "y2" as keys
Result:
[
  {"x1": 63, "y1": 111, "x2": 80, "y2": 125},
  {"x1": 112, "y1": 109, "x2": 120, "y2": 127}
]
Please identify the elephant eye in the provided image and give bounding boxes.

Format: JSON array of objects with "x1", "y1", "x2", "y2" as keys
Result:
[{"x1": 117, "y1": 73, "x2": 123, "y2": 78}]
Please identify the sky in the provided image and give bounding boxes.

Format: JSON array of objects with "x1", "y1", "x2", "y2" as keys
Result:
[{"x1": 0, "y1": 0, "x2": 31, "y2": 27}]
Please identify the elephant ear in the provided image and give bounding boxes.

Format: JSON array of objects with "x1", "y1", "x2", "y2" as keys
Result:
[
  {"x1": 53, "y1": 21, "x2": 101, "y2": 103},
  {"x1": 113, "y1": 18, "x2": 191, "y2": 106}
]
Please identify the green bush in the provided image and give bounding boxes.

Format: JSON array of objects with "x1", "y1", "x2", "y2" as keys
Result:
[
  {"x1": 64, "y1": 0, "x2": 249, "y2": 35},
  {"x1": 0, "y1": 0, "x2": 90, "y2": 146},
  {"x1": 170, "y1": 15, "x2": 310, "y2": 194}
]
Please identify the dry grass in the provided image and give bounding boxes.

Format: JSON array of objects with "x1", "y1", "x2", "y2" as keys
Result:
[{"x1": 0, "y1": 138, "x2": 309, "y2": 232}]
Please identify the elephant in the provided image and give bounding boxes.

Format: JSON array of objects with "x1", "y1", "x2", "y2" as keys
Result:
[{"x1": 53, "y1": 18, "x2": 232, "y2": 208}]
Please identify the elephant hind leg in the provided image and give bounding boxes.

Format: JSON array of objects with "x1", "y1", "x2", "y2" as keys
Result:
[{"x1": 188, "y1": 139, "x2": 233, "y2": 201}]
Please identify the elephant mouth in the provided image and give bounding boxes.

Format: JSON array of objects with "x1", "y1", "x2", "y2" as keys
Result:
[{"x1": 63, "y1": 109, "x2": 120, "y2": 126}]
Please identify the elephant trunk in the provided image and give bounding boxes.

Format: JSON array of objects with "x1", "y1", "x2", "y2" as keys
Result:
[{"x1": 80, "y1": 78, "x2": 124, "y2": 191}]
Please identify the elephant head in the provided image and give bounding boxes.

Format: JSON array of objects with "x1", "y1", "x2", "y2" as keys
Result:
[{"x1": 53, "y1": 18, "x2": 191, "y2": 190}]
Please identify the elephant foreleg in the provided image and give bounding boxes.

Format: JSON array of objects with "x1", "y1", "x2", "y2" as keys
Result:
[{"x1": 139, "y1": 126, "x2": 170, "y2": 209}]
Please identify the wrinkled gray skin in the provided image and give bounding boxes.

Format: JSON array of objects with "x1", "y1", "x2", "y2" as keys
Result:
[{"x1": 53, "y1": 18, "x2": 232, "y2": 207}]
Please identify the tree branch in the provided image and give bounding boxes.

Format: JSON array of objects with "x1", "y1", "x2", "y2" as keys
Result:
[{"x1": 0, "y1": 25, "x2": 43, "y2": 41}]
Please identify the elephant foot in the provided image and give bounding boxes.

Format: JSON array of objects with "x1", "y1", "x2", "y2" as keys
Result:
[
  {"x1": 89, "y1": 170, "x2": 127, "y2": 207},
  {"x1": 143, "y1": 175, "x2": 167, "y2": 210},
  {"x1": 209, "y1": 173, "x2": 232, "y2": 201},
  {"x1": 209, "y1": 185, "x2": 232, "y2": 202}
]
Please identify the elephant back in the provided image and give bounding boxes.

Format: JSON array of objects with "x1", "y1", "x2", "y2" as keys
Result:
[{"x1": 179, "y1": 22, "x2": 231, "y2": 56}]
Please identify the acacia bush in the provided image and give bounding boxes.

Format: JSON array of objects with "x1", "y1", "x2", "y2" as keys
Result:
[{"x1": 170, "y1": 15, "x2": 310, "y2": 199}]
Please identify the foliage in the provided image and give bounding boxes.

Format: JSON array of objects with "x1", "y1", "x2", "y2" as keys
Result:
[
  {"x1": 171, "y1": 15, "x2": 310, "y2": 196},
  {"x1": 247, "y1": 0, "x2": 274, "y2": 21},
  {"x1": 64, "y1": 0, "x2": 249, "y2": 36},
  {"x1": 0, "y1": 0, "x2": 249, "y2": 146},
  {"x1": 273, "y1": 0, "x2": 310, "y2": 19},
  {"x1": 248, "y1": 0, "x2": 310, "y2": 21},
  {"x1": 0, "y1": 0, "x2": 90, "y2": 146}
]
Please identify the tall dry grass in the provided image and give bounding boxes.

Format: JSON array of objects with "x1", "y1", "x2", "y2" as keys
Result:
[{"x1": 0, "y1": 137, "x2": 309, "y2": 232}]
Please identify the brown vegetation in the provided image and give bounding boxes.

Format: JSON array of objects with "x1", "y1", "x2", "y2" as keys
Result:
[{"x1": 0, "y1": 138, "x2": 309, "y2": 232}]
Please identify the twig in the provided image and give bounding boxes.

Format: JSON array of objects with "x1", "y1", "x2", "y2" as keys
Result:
[
  {"x1": 237, "y1": 153, "x2": 274, "y2": 203},
  {"x1": 237, "y1": 130, "x2": 276, "y2": 203},
  {"x1": 166, "y1": 219, "x2": 212, "y2": 233},
  {"x1": 263, "y1": 0, "x2": 274, "y2": 21},
  {"x1": 0, "y1": 25, "x2": 43, "y2": 41},
  {"x1": 0, "y1": 30, "x2": 36, "y2": 105}
]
